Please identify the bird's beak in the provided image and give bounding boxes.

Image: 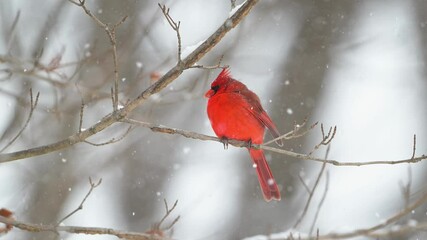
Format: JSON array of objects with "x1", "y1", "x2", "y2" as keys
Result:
[{"x1": 204, "y1": 89, "x2": 214, "y2": 98}]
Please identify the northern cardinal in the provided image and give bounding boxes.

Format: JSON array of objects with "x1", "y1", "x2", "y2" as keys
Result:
[{"x1": 205, "y1": 68, "x2": 283, "y2": 201}]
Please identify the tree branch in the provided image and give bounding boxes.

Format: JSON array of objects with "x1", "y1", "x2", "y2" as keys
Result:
[
  {"x1": 0, "y1": 0, "x2": 260, "y2": 163},
  {"x1": 0, "y1": 216, "x2": 158, "y2": 240},
  {"x1": 123, "y1": 119, "x2": 427, "y2": 167},
  {"x1": 0, "y1": 89, "x2": 40, "y2": 152}
]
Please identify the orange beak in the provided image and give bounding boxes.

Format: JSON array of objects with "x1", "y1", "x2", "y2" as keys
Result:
[{"x1": 204, "y1": 89, "x2": 215, "y2": 98}]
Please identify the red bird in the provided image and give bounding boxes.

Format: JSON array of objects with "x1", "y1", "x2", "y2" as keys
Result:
[{"x1": 205, "y1": 68, "x2": 283, "y2": 201}]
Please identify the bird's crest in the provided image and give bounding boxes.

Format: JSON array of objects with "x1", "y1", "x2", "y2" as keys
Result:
[{"x1": 212, "y1": 67, "x2": 231, "y2": 86}]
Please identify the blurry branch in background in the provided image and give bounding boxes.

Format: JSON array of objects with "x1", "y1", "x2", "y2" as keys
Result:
[
  {"x1": 313, "y1": 189, "x2": 427, "y2": 239},
  {"x1": 56, "y1": 178, "x2": 102, "y2": 225},
  {"x1": 400, "y1": 165, "x2": 413, "y2": 209},
  {"x1": 230, "y1": 0, "x2": 237, "y2": 9},
  {"x1": 247, "y1": 189, "x2": 427, "y2": 239},
  {"x1": 0, "y1": 0, "x2": 260, "y2": 163},
  {"x1": 0, "y1": 89, "x2": 39, "y2": 152},
  {"x1": 293, "y1": 146, "x2": 330, "y2": 229},
  {"x1": 0, "y1": 197, "x2": 180, "y2": 239},
  {"x1": 0, "y1": 52, "x2": 69, "y2": 87},
  {"x1": 309, "y1": 171, "x2": 329, "y2": 235},
  {"x1": 68, "y1": 0, "x2": 127, "y2": 111}
]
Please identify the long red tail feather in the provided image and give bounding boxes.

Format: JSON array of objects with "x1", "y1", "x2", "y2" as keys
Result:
[{"x1": 249, "y1": 149, "x2": 281, "y2": 201}]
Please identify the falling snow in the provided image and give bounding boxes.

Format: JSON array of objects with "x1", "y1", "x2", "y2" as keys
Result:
[
  {"x1": 182, "y1": 147, "x2": 191, "y2": 154},
  {"x1": 173, "y1": 163, "x2": 181, "y2": 170}
]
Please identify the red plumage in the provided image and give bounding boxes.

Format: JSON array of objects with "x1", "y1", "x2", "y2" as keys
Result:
[{"x1": 205, "y1": 68, "x2": 282, "y2": 201}]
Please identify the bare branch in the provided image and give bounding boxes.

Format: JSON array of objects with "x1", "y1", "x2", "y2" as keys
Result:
[
  {"x1": 411, "y1": 134, "x2": 416, "y2": 159},
  {"x1": 0, "y1": 89, "x2": 40, "y2": 152},
  {"x1": 262, "y1": 145, "x2": 427, "y2": 166},
  {"x1": 71, "y1": 0, "x2": 127, "y2": 111},
  {"x1": 297, "y1": 174, "x2": 311, "y2": 194},
  {"x1": 314, "y1": 190, "x2": 427, "y2": 239},
  {"x1": 158, "y1": 4, "x2": 182, "y2": 63},
  {"x1": 84, "y1": 126, "x2": 134, "y2": 146},
  {"x1": 189, "y1": 55, "x2": 227, "y2": 69},
  {"x1": 264, "y1": 119, "x2": 318, "y2": 146},
  {"x1": 0, "y1": 215, "x2": 156, "y2": 240},
  {"x1": 293, "y1": 148, "x2": 328, "y2": 228},
  {"x1": 78, "y1": 100, "x2": 84, "y2": 133},
  {"x1": 123, "y1": 119, "x2": 427, "y2": 167},
  {"x1": 57, "y1": 178, "x2": 102, "y2": 225},
  {"x1": 399, "y1": 165, "x2": 412, "y2": 209},
  {"x1": 308, "y1": 124, "x2": 337, "y2": 156},
  {"x1": 0, "y1": 0, "x2": 260, "y2": 163},
  {"x1": 250, "y1": 190, "x2": 427, "y2": 239},
  {"x1": 309, "y1": 171, "x2": 330, "y2": 235},
  {"x1": 153, "y1": 199, "x2": 180, "y2": 231}
]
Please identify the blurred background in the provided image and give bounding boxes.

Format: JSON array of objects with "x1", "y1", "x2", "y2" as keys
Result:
[{"x1": 1, "y1": 0, "x2": 427, "y2": 239}]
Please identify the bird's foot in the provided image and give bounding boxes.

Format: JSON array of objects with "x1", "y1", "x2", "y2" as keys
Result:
[
  {"x1": 247, "y1": 139, "x2": 253, "y2": 149},
  {"x1": 221, "y1": 138, "x2": 229, "y2": 150}
]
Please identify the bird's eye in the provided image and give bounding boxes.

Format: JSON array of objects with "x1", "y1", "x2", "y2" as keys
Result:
[{"x1": 211, "y1": 85, "x2": 220, "y2": 92}]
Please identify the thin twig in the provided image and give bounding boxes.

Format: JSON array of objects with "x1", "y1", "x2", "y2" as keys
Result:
[
  {"x1": 298, "y1": 174, "x2": 311, "y2": 194},
  {"x1": 262, "y1": 145, "x2": 427, "y2": 166},
  {"x1": 6, "y1": 11, "x2": 21, "y2": 53},
  {"x1": 264, "y1": 119, "x2": 317, "y2": 146},
  {"x1": 190, "y1": 56, "x2": 227, "y2": 69},
  {"x1": 84, "y1": 126, "x2": 133, "y2": 146},
  {"x1": 293, "y1": 161, "x2": 327, "y2": 228},
  {"x1": 400, "y1": 165, "x2": 412, "y2": 209},
  {"x1": 70, "y1": 0, "x2": 127, "y2": 111},
  {"x1": 309, "y1": 171, "x2": 330, "y2": 235},
  {"x1": 0, "y1": 89, "x2": 40, "y2": 152},
  {"x1": 57, "y1": 178, "x2": 102, "y2": 225},
  {"x1": 158, "y1": 4, "x2": 182, "y2": 63},
  {"x1": 411, "y1": 134, "x2": 416, "y2": 159},
  {"x1": 78, "y1": 100, "x2": 84, "y2": 133},
  {"x1": 308, "y1": 124, "x2": 337, "y2": 156},
  {"x1": 153, "y1": 199, "x2": 180, "y2": 231}
]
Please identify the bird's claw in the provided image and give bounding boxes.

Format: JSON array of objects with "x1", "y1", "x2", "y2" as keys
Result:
[
  {"x1": 247, "y1": 139, "x2": 253, "y2": 149},
  {"x1": 221, "y1": 138, "x2": 229, "y2": 150}
]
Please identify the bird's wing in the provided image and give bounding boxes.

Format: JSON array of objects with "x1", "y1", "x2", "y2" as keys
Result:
[{"x1": 237, "y1": 86, "x2": 283, "y2": 147}]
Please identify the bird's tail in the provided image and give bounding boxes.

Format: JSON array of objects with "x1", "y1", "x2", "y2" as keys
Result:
[{"x1": 249, "y1": 149, "x2": 281, "y2": 201}]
